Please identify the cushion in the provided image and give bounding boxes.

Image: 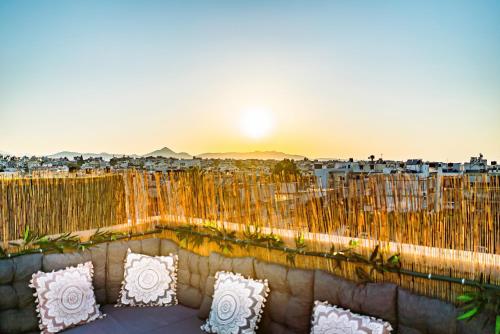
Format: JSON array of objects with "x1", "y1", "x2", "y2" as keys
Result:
[
  {"x1": 177, "y1": 249, "x2": 209, "y2": 308},
  {"x1": 397, "y1": 288, "x2": 457, "y2": 334},
  {"x1": 201, "y1": 271, "x2": 269, "y2": 334},
  {"x1": 30, "y1": 261, "x2": 102, "y2": 334},
  {"x1": 64, "y1": 304, "x2": 205, "y2": 334},
  {"x1": 117, "y1": 249, "x2": 178, "y2": 307},
  {"x1": 311, "y1": 301, "x2": 393, "y2": 334},
  {"x1": 42, "y1": 244, "x2": 108, "y2": 304},
  {"x1": 314, "y1": 270, "x2": 398, "y2": 326},
  {"x1": 457, "y1": 309, "x2": 496, "y2": 334},
  {"x1": 106, "y1": 240, "x2": 143, "y2": 303},
  {"x1": 198, "y1": 253, "x2": 255, "y2": 319},
  {"x1": 254, "y1": 260, "x2": 314, "y2": 334},
  {"x1": 160, "y1": 239, "x2": 179, "y2": 256},
  {"x1": 0, "y1": 254, "x2": 51, "y2": 334},
  {"x1": 106, "y1": 239, "x2": 161, "y2": 303}
]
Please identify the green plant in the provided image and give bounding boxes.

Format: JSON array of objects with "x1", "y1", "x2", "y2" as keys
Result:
[
  {"x1": 203, "y1": 222, "x2": 237, "y2": 254},
  {"x1": 9, "y1": 226, "x2": 80, "y2": 253},
  {"x1": 243, "y1": 225, "x2": 284, "y2": 249},
  {"x1": 79, "y1": 228, "x2": 126, "y2": 250},
  {"x1": 175, "y1": 225, "x2": 204, "y2": 249},
  {"x1": 329, "y1": 242, "x2": 401, "y2": 283},
  {"x1": 457, "y1": 286, "x2": 500, "y2": 334},
  {"x1": 1, "y1": 226, "x2": 161, "y2": 259},
  {"x1": 89, "y1": 228, "x2": 124, "y2": 243},
  {"x1": 286, "y1": 232, "x2": 307, "y2": 266},
  {"x1": 37, "y1": 232, "x2": 81, "y2": 253}
]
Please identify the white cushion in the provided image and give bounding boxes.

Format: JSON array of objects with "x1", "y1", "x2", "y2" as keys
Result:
[
  {"x1": 117, "y1": 249, "x2": 178, "y2": 307},
  {"x1": 30, "y1": 261, "x2": 102, "y2": 334},
  {"x1": 311, "y1": 300, "x2": 393, "y2": 334},
  {"x1": 202, "y1": 271, "x2": 269, "y2": 334}
]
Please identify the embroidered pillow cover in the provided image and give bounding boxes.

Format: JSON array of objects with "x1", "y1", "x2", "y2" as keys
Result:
[
  {"x1": 202, "y1": 271, "x2": 269, "y2": 334},
  {"x1": 311, "y1": 301, "x2": 393, "y2": 334},
  {"x1": 117, "y1": 249, "x2": 178, "y2": 307},
  {"x1": 30, "y1": 261, "x2": 102, "y2": 334}
]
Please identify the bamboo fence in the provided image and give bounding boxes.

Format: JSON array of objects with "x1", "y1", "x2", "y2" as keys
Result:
[
  {"x1": 143, "y1": 171, "x2": 498, "y2": 252},
  {"x1": 0, "y1": 174, "x2": 127, "y2": 244},
  {"x1": 130, "y1": 170, "x2": 499, "y2": 302},
  {"x1": 1, "y1": 170, "x2": 498, "y2": 303}
]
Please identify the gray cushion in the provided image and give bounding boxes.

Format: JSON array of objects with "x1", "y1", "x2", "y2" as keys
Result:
[
  {"x1": 0, "y1": 257, "x2": 14, "y2": 284},
  {"x1": 254, "y1": 260, "x2": 314, "y2": 334},
  {"x1": 198, "y1": 252, "x2": 255, "y2": 319},
  {"x1": 314, "y1": 270, "x2": 398, "y2": 327},
  {"x1": 43, "y1": 244, "x2": 107, "y2": 304},
  {"x1": 160, "y1": 239, "x2": 179, "y2": 256},
  {"x1": 177, "y1": 249, "x2": 208, "y2": 309},
  {"x1": 64, "y1": 304, "x2": 204, "y2": 334},
  {"x1": 0, "y1": 254, "x2": 42, "y2": 334},
  {"x1": 457, "y1": 309, "x2": 496, "y2": 334},
  {"x1": 139, "y1": 238, "x2": 161, "y2": 256},
  {"x1": 398, "y1": 288, "x2": 456, "y2": 334},
  {"x1": 398, "y1": 288, "x2": 494, "y2": 334}
]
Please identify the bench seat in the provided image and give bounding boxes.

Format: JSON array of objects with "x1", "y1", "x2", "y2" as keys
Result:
[
  {"x1": 64, "y1": 305, "x2": 204, "y2": 334},
  {"x1": 0, "y1": 237, "x2": 494, "y2": 334}
]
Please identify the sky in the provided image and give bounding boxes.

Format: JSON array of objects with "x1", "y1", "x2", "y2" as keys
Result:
[{"x1": 1, "y1": 0, "x2": 499, "y2": 161}]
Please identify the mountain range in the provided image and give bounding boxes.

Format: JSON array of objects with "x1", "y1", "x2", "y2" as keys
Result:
[
  {"x1": 198, "y1": 151, "x2": 305, "y2": 160},
  {"x1": 144, "y1": 147, "x2": 191, "y2": 159},
  {"x1": 42, "y1": 147, "x2": 305, "y2": 161},
  {"x1": 47, "y1": 151, "x2": 140, "y2": 160}
]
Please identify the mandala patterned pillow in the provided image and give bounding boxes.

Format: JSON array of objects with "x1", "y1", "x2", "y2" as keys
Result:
[
  {"x1": 202, "y1": 271, "x2": 269, "y2": 334},
  {"x1": 311, "y1": 301, "x2": 393, "y2": 334},
  {"x1": 117, "y1": 249, "x2": 178, "y2": 307},
  {"x1": 30, "y1": 261, "x2": 103, "y2": 334}
]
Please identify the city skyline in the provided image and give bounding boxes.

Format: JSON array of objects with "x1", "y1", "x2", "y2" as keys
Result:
[{"x1": 1, "y1": 0, "x2": 499, "y2": 161}]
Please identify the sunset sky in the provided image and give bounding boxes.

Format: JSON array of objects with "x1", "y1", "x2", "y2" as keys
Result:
[{"x1": 1, "y1": 0, "x2": 499, "y2": 161}]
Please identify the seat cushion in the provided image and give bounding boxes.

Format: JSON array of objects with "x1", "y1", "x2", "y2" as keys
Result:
[
  {"x1": 0, "y1": 254, "x2": 43, "y2": 334},
  {"x1": 63, "y1": 304, "x2": 205, "y2": 334},
  {"x1": 314, "y1": 270, "x2": 398, "y2": 327},
  {"x1": 254, "y1": 260, "x2": 314, "y2": 334},
  {"x1": 177, "y1": 249, "x2": 208, "y2": 309},
  {"x1": 398, "y1": 288, "x2": 494, "y2": 334}
]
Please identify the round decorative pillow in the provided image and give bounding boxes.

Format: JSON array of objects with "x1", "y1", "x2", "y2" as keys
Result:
[
  {"x1": 30, "y1": 262, "x2": 102, "y2": 334},
  {"x1": 202, "y1": 271, "x2": 269, "y2": 334},
  {"x1": 117, "y1": 249, "x2": 178, "y2": 307}
]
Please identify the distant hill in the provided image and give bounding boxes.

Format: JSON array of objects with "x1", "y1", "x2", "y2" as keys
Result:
[
  {"x1": 142, "y1": 147, "x2": 191, "y2": 159},
  {"x1": 198, "y1": 151, "x2": 306, "y2": 160},
  {"x1": 47, "y1": 147, "x2": 191, "y2": 160},
  {"x1": 27, "y1": 147, "x2": 306, "y2": 161},
  {"x1": 48, "y1": 151, "x2": 139, "y2": 160}
]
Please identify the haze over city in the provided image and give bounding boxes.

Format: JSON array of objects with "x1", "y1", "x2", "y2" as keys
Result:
[{"x1": 1, "y1": 0, "x2": 499, "y2": 161}]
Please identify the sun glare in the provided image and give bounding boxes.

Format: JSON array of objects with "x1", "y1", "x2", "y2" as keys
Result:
[{"x1": 239, "y1": 108, "x2": 275, "y2": 139}]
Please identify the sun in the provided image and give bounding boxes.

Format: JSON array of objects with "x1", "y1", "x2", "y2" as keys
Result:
[{"x1": 239, "y1": 107, "x2": 275, "y2": 139}]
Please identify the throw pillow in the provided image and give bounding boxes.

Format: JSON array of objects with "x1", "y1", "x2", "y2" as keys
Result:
[
  {"x1": 202, "y1": 271, "x2": 269, "y2": 334},
  {"x1": 30, "y1": 261, "x2": 102, "y2": 334},
  {"x1": 117, "y1": 249, "x2": 178, "y2": 307},
  {"x1": 311, "y1": 300, "x2": 393, "y2": 334}
]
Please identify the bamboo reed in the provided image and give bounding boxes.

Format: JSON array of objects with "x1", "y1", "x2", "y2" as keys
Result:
[{"x1": 1, "y1": 170, "x2": 498, "y2": 303}]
